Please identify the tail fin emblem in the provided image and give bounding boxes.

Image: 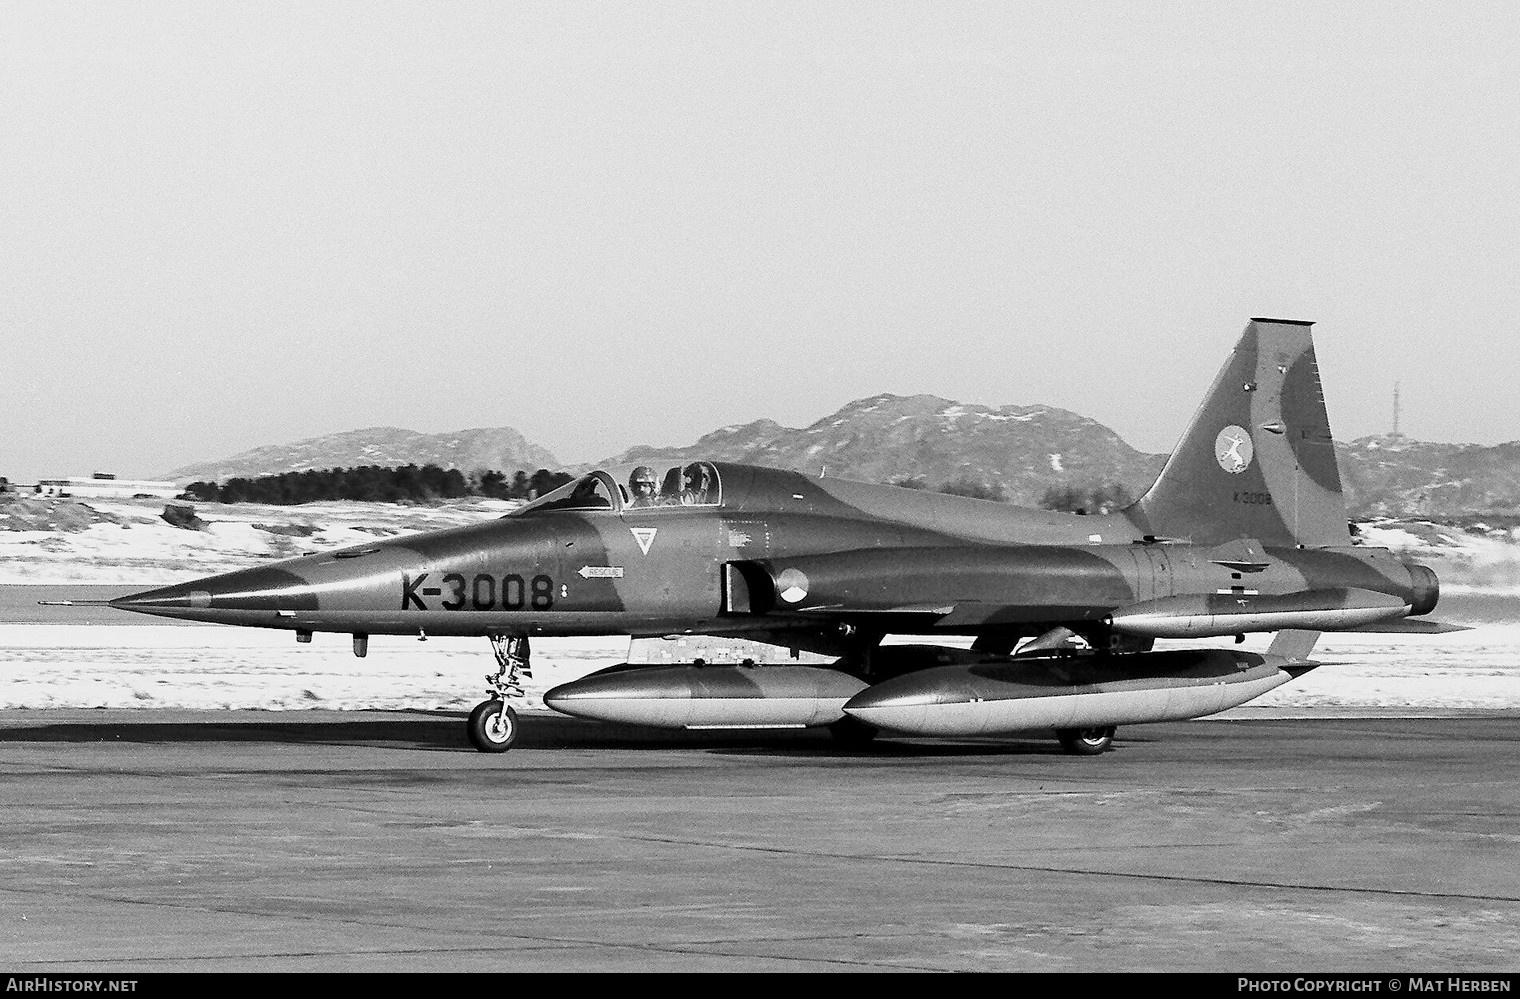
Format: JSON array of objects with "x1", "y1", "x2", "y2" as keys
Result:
[{"x1": 1214, "y1": 426, "x2": 1254, "y2": 474}]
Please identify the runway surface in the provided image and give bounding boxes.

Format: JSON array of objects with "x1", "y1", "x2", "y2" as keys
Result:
[{"x1": 2, "y1": 709, "x2": 1517, "y2": 972}]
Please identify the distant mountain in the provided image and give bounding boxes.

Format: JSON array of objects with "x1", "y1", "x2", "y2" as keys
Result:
[
  {"x1": 1338, "y1": 435, "x2": 1520, "y2": 518},
  {"x1": 159, "y1": 407, "x2": 1520, "y2": 521},
  {"x1": 163, "y1": 427, "x2": 561, "y2": 484},
  {"x1": 605, "y1": 393, "x2": 1168, "y2": 507},
  {"x1": 609, "y1": 399, "x2": 1520, "y2": 518}
]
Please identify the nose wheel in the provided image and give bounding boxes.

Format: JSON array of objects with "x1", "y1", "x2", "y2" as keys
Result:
[
  {"x1": 468, "y1": 635, "x2": 532, "y2": 753},
  {"x1": 468, "y1": 699, "x2": 519, "y2": 753}
]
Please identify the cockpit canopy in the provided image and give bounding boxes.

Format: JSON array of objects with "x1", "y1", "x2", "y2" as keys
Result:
[{"x1": 514, "y1": 461, "x2": 722, "y2": 515}]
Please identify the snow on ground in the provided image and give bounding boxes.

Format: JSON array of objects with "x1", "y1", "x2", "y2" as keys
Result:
[
  {"x1": 0, "y1": 626, "x2": 624, "y2": 713},
  {"x1": 1186, "y1": 627, "x2": 1520, "y2": 712},
  {"x1": 1357, "y1": 520, "x2": 1520, "y2": 593},
  {"x1": 0, "y1": 624, "x2": 1515, "y2": 713},
  {"x1": 0, "y1": 496, "x2": 517, "y2": 584}
]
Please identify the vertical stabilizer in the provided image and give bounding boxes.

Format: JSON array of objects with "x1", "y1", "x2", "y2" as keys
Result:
[{"x1": 1132, "y1": 319, "x2": 1350, "y2": 547}]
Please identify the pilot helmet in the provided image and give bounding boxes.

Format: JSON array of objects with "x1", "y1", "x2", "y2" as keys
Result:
[{"x1": 631, "y1": 466, "x2": 657, "y2": 491}]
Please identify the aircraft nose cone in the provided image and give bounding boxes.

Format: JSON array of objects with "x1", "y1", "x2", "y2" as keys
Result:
[
  {"x1": 841, "y1": 668, "x2": 981, "y2": 734},
  {"x1": 111, "y1": 566, "x2": 319, "y2": 619},
  {"x1": 109, "y1": 585, "x2": 213, "y2": 611},
  {"x1": 844, "y1": 673, "x2": 967, "y2": 712}
]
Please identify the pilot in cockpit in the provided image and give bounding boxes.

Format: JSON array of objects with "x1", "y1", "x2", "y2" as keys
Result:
[
  {"x1": 628, "y1": 466, "x2": 660, "y2": 507},
  {"x1": 681, "y1": 462, "x2": 713, "y2": 505}
]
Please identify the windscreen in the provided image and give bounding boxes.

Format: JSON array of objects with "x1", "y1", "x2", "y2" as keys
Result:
[{"x1": 512, "y1": 462, "x2": 722, "y2": 515}]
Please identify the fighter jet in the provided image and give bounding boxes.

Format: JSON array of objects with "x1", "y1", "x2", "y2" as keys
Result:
[{"x1": 100, "y1": 319, "x2": 1445, "y2": 754}]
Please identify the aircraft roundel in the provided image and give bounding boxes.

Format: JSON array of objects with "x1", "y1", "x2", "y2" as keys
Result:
[
  {"x1": 1214, "y1": 426, "x2": 1253, "y2": 474},
  {"x1": 776, "y1": 567, "x2": 809, "y2": 604}
]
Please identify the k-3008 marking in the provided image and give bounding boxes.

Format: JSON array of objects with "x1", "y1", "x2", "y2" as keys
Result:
[
  {"x1": 401, "y1": 572, "x2": 554, "y2": 612},
  {"x1": 1234, "y1": 491, "x2": 1274, "y2": 505}
]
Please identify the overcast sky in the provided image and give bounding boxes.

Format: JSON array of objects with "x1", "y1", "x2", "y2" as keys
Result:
[{"x1": 4, "y1": 2, "x2": 1517, "y2": 482}]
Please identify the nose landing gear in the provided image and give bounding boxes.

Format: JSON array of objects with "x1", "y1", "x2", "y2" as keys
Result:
[
  {"x1": 468, "y1": 699, "x2": 518, "y2": 752},
  {"x1": 467, "y1": 635, "x2": 532, "y2": 753}
]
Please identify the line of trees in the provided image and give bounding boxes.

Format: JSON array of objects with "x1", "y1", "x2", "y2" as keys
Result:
[
  {"x1": 182, "y1": 462, "x2": 1135, "y2": 510},
  {"x1": 181, "y1": 465, "x2": 575, "y2": 505},
  {"x1": 891, "y1": 473, "x2": 1010, "y2": 501},
  {"x1": 890, "y1": 473, "x2": 1132, "y2": 512},
  {"x1": 1037, "y1": 482, "x2": 1134, "y2": 515}
]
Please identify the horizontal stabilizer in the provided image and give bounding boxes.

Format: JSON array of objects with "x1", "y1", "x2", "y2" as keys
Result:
[{"x1": 1266, "y1": 628, "x2": 1320, "y2": 663}]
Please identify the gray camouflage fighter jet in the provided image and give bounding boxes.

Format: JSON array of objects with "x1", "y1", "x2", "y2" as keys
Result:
[{"x1": 99, "y1": 320, "x2": 1447, "y2": 754}]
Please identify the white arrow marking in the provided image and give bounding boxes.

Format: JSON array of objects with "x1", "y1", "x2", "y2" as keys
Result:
[{"x1": 578, "y1": 565, "x2": 624, "y2": 579}]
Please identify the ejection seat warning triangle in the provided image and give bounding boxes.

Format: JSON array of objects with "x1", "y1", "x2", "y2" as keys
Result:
[{"x1": 630, "y1": 528, "x2": 657, "y2": 555}]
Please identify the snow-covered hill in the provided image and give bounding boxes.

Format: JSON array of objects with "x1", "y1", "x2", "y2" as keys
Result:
[
  {"x1": 161, "y1": 426, "x2": 560, "y2": 484},
  {"x1": 0, "y1": 495, "x2": 519, "y2": 585},
  {"x1": 1355, "y1": 520, "x2": 1520, "y2": 593}
]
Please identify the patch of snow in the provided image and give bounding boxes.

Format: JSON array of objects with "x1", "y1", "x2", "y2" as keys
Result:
[
  {"x1": 0, "y1": 498, "x2": 517, "y2": 585},
  {"x1": 1355, "y1": 522, "x2": 1520, "y2": 593},
  {"x1": 1049, "y1": 453, "x2": 1064, "y2": 473},
  {"x1": 2, "y1": 625, "x2": 1517, "y2": 712},
  {"x1": 0, "y1": 626, "x2": 622, "y2": 712}
]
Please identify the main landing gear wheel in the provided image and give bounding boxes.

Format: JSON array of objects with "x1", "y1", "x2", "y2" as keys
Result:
[
  {"x1": 1056, "y1": 725, "x2": 1116, "y2": 756},
  {"x1": 468, "y1": 699, "x2": 519, "y2": 753}
]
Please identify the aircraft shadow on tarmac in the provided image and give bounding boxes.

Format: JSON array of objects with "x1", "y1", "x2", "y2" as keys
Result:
[{"x1": 0, "y1": 712, "x2": 1125, "y2": 757}]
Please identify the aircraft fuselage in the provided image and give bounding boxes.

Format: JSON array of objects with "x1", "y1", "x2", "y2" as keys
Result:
[
  {"x1": 99, "y1": 320, "x2": 1450, "y2": 753},
  {"x1": 110, "y1": 463, "x2": 1435, "y2": 649}
]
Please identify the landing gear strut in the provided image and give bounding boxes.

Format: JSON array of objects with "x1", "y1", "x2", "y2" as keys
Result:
[
  {"x1": 1056, "y1": 725, "x2": 1116, "y2": 755},
  {"x1": 467, "y1": 635, "x2": 532, "y2": 753}
]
